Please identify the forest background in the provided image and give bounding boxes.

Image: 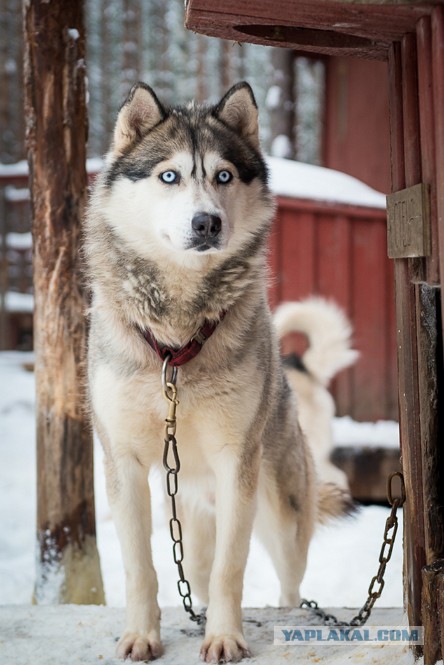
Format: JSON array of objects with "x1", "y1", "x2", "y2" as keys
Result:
[{"x1": 0, "y1": 0, "x2": 324, "y2": 166}]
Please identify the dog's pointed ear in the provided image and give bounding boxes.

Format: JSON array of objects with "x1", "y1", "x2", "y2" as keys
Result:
[
  {"x1": 214, "y1": 82, "x2": 259, "y2": 148},
  {"x1": 113, "y1": 83, "x2": 166, "y2": 155}
]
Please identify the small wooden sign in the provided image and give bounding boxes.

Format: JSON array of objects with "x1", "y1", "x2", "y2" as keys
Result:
[{"x1": 386, "y1": 183, "x2": 431, "y2": 259}]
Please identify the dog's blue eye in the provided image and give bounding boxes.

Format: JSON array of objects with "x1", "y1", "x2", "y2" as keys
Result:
[
  {"x1": 160, "y1": 170, "x2": 179, "y2": 184},
  {"x1": 216, "y1": 170, "x2": 233, "y2": 185}
]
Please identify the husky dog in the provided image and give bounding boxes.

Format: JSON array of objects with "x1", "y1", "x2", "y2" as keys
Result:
[
  {"x1": 85, "y1": 82, "x2": 352, "y2": 663},
  {"x1": 274, "y1": 298, "x2": 359, "y2": 490}
]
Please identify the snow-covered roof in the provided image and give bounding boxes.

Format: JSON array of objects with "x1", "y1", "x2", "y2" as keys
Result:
[{"x1": 267, "y1": 156, "x2": 387, "y2": 209}]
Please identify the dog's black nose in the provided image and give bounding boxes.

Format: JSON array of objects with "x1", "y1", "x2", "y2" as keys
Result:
[{"x1": 191, "y1": 213, "x2": 222, "y2": 238}]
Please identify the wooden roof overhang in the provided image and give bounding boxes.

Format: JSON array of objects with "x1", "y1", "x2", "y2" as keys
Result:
[{"x1": 185, "y1": 0, "x2": 441, "y2": 59}]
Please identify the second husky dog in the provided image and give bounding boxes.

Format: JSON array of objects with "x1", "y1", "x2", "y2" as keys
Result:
[
  {"x1": 274, "y1": 297, "x2": 359, "y2": 490},
  {"x1": 85, "y1": 82, "x2": 352, "y2": 663}
]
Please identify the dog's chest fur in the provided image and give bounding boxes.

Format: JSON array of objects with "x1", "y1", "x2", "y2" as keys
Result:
[{"x1": 91, "y1": 222, "x2": 266, "y2": 341}]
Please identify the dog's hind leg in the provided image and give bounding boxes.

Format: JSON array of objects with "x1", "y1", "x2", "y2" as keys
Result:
[
  {"x1": 255, "y1": 462, "x2": 316, "y2": 607},
  {"x1": 104, "y1": 453, "x2": 163, "y2": 661}
]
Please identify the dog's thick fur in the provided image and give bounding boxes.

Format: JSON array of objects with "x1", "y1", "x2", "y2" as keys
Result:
[
  {"x1": 275, "y1": 297, "x2": 359, "y2": 490},
  {"x1": 85, "y1": 82, "x2": 352, "y2": 663}
]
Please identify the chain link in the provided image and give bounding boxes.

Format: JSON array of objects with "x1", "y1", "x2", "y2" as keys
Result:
[
  {"x1": 162, "y1": 356, "x2": 206, "y2": 626},
  {"x1": 301, "y1": 470, "x2": 406, "y2": 627}
]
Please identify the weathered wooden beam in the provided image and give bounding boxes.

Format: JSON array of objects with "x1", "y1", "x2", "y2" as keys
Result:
[
  {"x1": 441, "y1": 573, "x2": 444, "y2": 660},
  {"x1": 23, "y1": 0, "x2": 104, "y2": 604},
  {"x1": 185, "y1": 0, "x2": 436, "y2": 58},
  {"x1": 416, "y1": 283, "x2": 444, "y2": 565},
  {"x1": 417, "y1": 15, "x2": 440, "y2": 284},
  {"x1": 431, "y1": 6, "x2": 444, "y2": 345},
  {"x1": 422, "y1": 560, "x2": 444, "y2": 665},
  {"x1": 388, "y1": 38, "x2": 426, "y2": 646}
]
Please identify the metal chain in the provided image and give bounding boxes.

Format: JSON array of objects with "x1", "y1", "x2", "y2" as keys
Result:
[
  {"x1": 300, "y1": 470, "x2": 406, "y2": 627},
  {"x1": 161, "y1": 355, "x2": 206, "y2": 626},
  {"x1": 160, "y1": 356, "x2": 405, "y2": 630}
]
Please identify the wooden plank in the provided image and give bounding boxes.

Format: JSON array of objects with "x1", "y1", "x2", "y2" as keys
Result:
[
  {"x1": 388, "y1": 35, "x2": 426, "y2": 641},
  {"x1": 280, "y1": 208, "x2": 316, "y2": 301},
  {"x1": 23, "y1": 0, "x2": 104, "y2": 604},
  {"x1": 351, "y1": 217, "x2": 388, "y2": 420},
  {"x1": 422, "y1": 561, "x2": 444, "y2": 665},
  {"x1": 316, "y1": 213, "x2": 353, "y2": 416},
  {"x1": 268, "y1": 209, "x2": 281, "y2": 310},
  {"x1": 388, "y1": 42, "x2": 406, "y2": 191},
  {"x1": 316, "y1": 214, "x2": 351, "y2": 309},
  {"x1": 185, "y1": 0, "x2": 434, "y2": 51},
  {"x1": 402, "y1": 33, "x2": 422, "y2": 186},
  {"x1": 417, "y1": 16, "x2": 440, "y2": 284},
  {"x1": 431, "y1": 6, "x2": 444, "y2": 345},
  {"x1": 441, "y1": 573, "x2": 444, "y2": 660},
  {"x1": 322, "y1": 57, "x2": 391, "y2": 192},
  {"x1": 415, "y1": 283, "x2": 444, "y2": 565},
  {"x1": 275, "y1": 196, "x2": 387, "y2": 220},
  {"x1": 386, "y1": 258, "x2": 398, "y2": 420}
]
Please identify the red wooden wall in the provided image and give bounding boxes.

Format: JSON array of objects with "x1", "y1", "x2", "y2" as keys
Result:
[
  {"x1": 269, "y1": 196, "x2": 397, "y2": 422},
  {"x1": 323, "y1": 57, "x2": 392, "y2": 194}
]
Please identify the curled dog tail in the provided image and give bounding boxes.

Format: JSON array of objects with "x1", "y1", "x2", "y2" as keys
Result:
[
  {"x1": 317, "y1": 482, "x2": 357, "y2": 524},
  {"x1": 273, "y1": 297, "x2": 359, "y2": 386}
]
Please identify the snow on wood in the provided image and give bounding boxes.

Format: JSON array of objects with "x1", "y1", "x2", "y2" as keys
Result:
[
  {"x1": 67, "y1": 28, "x2": 80, "y2": 41},
  {"x1": 4, "y1": 291, "x2": 34, "y2": 313},
  {"x1": 332, "y1": 417, "x2": 399, "y2": 448},
  {"x1": 0, "y1": 160, "x2": 28, "y2": 177},
  {"x1": 6, "y1": 232, "x2": 32, "y2": 249},
  {"x1": 4, "y1": 186, "x2": 30, "y2": 202},
  {"x1": 266, "y1": 157, "x2": 387, "y2": 209}
]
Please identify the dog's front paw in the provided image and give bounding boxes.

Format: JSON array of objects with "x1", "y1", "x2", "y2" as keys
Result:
[
  {"x1": 200, "y1": 634, "x2": 251, "y2": 663},
  {"x1": 117, "y1": 631, "x2": 163, "y2": 661}
]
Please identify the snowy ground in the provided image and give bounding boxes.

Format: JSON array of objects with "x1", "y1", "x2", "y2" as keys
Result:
[
  {"x1": 1, "y1": 606, "x2": 415, "y2": 665},
  {"x1": 0, "y1": 352, "x2": 413, "y2": 663}
]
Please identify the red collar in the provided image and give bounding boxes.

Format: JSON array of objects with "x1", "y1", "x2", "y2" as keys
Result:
[{"x1": 142, "y1": 316, "x2": 224, "y2": 367}]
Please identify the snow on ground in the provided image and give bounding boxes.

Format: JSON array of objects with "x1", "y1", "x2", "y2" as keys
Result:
[{"x1": 0, "y1": 352, "x2": 410, "y2": 663}]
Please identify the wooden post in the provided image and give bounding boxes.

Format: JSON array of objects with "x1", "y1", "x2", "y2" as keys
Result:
[
  {"x1": 23, "y1": 0, "x2": 104, "y2": 604},
  {"x1": 422, "y1": 560, "x2": 444, "y2": 665},
  {"x1": 388, "y1": 42, "x2": 424, "y2": 637}
]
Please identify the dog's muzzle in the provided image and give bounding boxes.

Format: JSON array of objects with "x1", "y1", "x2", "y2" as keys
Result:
[{"x1": 190, "y1": 212, "x2": 222, "y2": 251}]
